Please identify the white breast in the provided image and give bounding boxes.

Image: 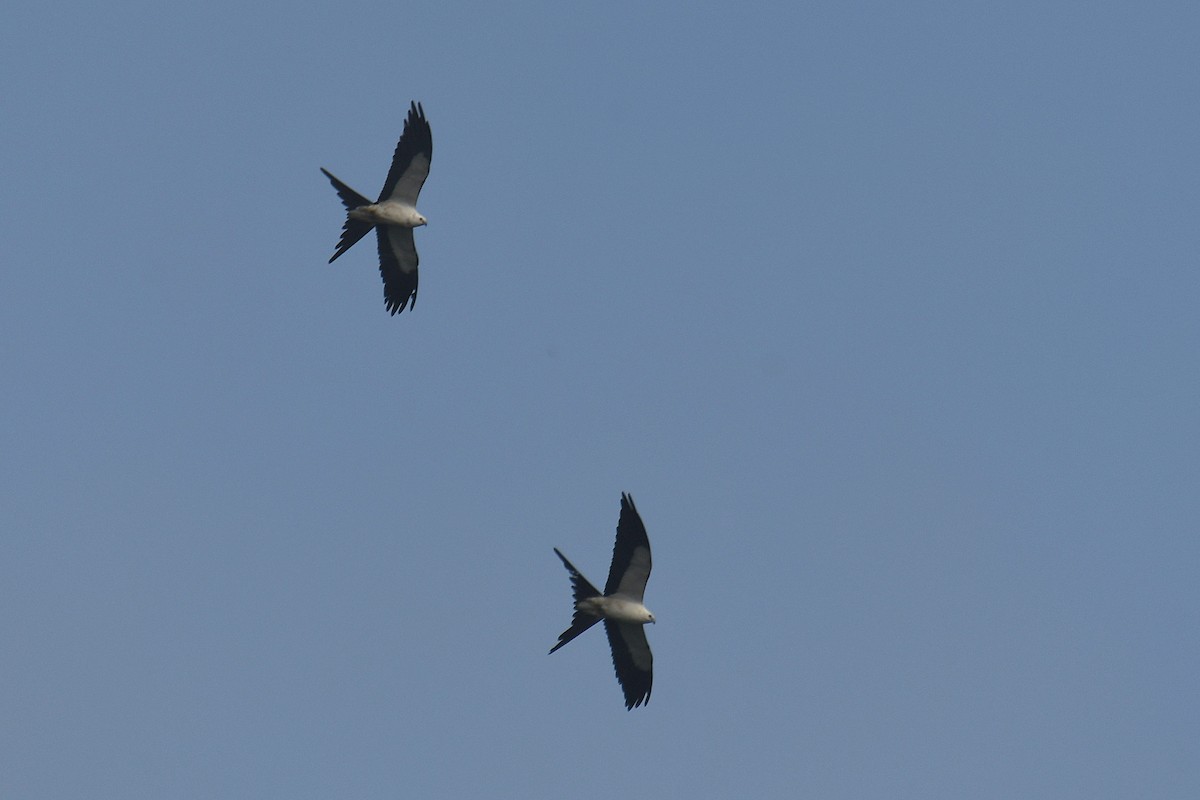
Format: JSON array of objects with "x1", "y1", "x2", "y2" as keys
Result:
[{"x1": 350, "y1": 202, "x2": 426, "y2": 228}]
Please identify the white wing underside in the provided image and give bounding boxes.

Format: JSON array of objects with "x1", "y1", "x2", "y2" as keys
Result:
[
  {"x1": 611, "y1": 544, "x2": 651, "y2": 601},
  {"x1": 614, "y1": 623, "x2": 652, "y2": 671},
  {"x1": 385, "y1": 227, "x2": 418, "y2": 274},
  {"x1": 385, "y1": 153, "x2": 431, "y2": 205}
]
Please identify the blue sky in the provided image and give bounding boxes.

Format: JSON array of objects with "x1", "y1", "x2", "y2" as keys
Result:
[{"x1": 3, "y1": 1, "x2": 1198, "y2": 797}]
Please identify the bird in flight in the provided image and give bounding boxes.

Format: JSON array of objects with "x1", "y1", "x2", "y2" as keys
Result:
[
  {"x1": 550, "y1": 493, "x2": 655, "y2": 709},
  {"x1": 321, "y1": 101, "x2": 432, "y2": 315}
]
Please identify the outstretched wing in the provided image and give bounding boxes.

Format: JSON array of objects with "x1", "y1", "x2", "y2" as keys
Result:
[
  {"x1": 549, "y1": 548, "x2": 602, "y2": 654},
  {"x1": 604, "y1": 493, "x2": 652, "y2": 600},
  {"x1": 377, "y1": 227, "x2": 419, "y2": 315},
  {"x1": 377, "y1": 101, "x2": 432, "y2": 205},
  {"x1": 605, "y1": 620, "x2": 653, "y2": 709}
]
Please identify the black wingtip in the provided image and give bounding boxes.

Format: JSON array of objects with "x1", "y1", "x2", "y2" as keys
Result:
[
  {"x1": 400, "y1": 100, "x2": 432, "y2": 161},
  {"x1": 384, "y1": 287, "x2": 417, "y2": 315}
]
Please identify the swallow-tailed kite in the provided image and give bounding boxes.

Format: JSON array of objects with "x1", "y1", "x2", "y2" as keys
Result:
[
  {"x1": 550, "y1": 493, "x2": 655, "y2": 709},
  {"x1": 321, "y1": 101, "x2": 432, "y2": 315}
]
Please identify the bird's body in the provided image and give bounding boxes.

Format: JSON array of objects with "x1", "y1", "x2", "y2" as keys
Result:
[
  {"x1": 321, "y1": 101, "x2": 432, "y2": 315},
  {"x1": 574, "y1": 595, "x2": 655, "y2": 624},
  {"x1": 550, "y1": 493, "x2": 655, "y2": 710},
  {"x1": 347, "y1": 201, "x2": 426, "y2": 228}
]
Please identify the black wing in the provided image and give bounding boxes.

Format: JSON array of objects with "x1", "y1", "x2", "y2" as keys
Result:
[
  {"x1": 376, "y1": 227, "x2": 419, "y2": 315},
  {"x1": 377, "y1": 101, "x2": 432, "y2": 205},
  {"x1": 604, "y1": 493, "x2": 652, "y2": 599},
  {"x1": 605, "y1": 620, "x2": 653, "y2": 709}
]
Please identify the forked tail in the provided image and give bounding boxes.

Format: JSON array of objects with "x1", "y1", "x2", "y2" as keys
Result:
[
  {"x1": 320, "y1": 168, "x2": 374, "y2": 263},
  {"x1": 549, "y1": 548, "x2": 603, "y2": 654}
]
